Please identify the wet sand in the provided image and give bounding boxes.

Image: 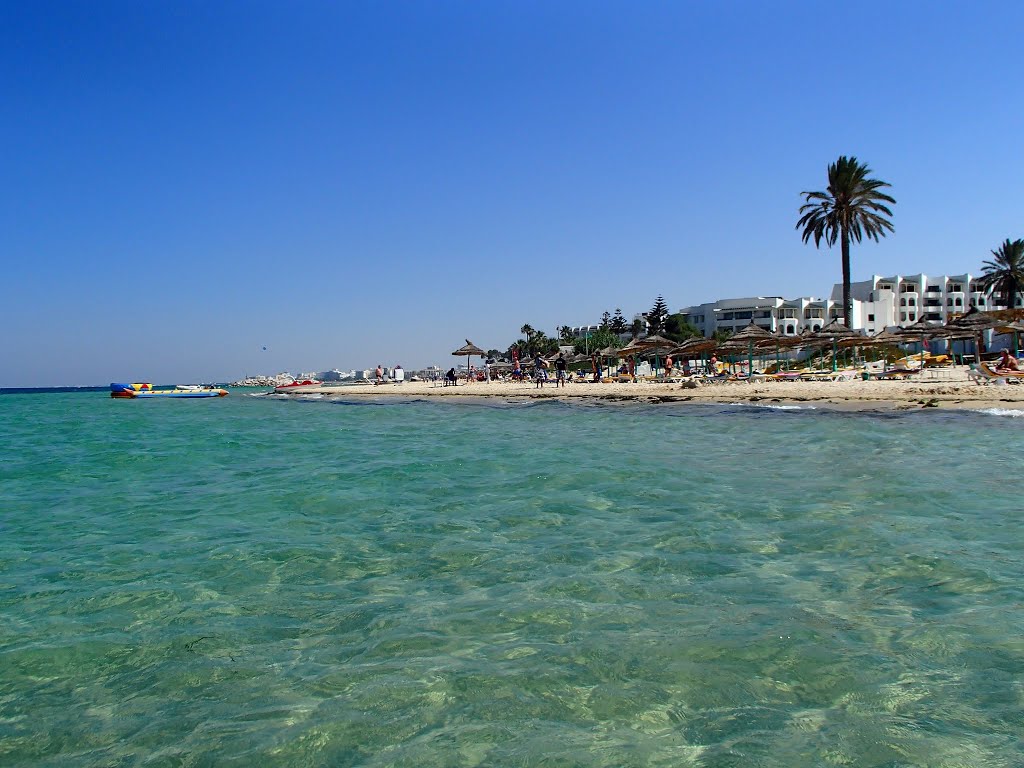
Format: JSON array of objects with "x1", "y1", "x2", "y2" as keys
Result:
[{"x1": 271, "y1": 373, "x2": 1024, "y2": 412}]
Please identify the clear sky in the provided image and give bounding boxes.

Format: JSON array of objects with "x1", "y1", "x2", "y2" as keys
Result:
[{"x1": 3, "y1": 1, "x2": 1022, "y2": 386}]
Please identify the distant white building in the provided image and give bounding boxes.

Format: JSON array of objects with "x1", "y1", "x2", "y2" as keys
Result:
[
  {"x1": 680, "y1": 296, "x2": 838, "y2": 338},
  {"x1": 679, "y1": 272, "x2": 1019, "y2": 339},
  {"x1": 836, "y1": 273, "x2": 1018, "y2": 334}
]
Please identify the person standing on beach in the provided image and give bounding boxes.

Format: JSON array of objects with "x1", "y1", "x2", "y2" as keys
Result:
[
  {"x1": 555, "y1": 353, "x2": 567, "y2": 388},
  {"x1": 375, "y1": 365, "x2": 384, "y2": 384},
  {"x1": 485, "y1": 360, "x2": 492, "y2": 382},
  {"x1": 534, "y1": 353, "x2": 546, "y2": 388}
]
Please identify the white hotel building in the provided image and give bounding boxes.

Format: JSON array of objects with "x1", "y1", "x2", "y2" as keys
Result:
[{"x1": 680, "y1": 273, "x2": 1019, "y2": 338}]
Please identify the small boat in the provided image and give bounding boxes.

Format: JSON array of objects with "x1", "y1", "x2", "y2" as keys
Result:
[
  {"x1": 110, "y1": 383, "x2": 228, "y2": 398},
  {"x1": 273, "y1": 379, "x2": 321, "y2": 393}
]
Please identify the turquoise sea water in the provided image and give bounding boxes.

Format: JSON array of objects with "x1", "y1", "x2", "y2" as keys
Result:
[{"x1": 2, "y1": 391, "x2": 1023, "y2": 767}]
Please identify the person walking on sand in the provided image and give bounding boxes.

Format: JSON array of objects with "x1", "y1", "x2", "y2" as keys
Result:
[
  {"x1": 375, "y1": 365, "x2": 384, "y2": 384},
  {"x1": 555, "y1": 353, "x2": 567, "y2": 388}
]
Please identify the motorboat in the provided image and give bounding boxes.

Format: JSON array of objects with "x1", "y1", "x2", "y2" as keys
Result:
[{"x1": 110, "y1": 383, "x2": 228, "y2": 398}]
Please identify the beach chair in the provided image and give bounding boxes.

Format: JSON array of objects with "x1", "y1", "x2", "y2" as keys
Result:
[{"x1": 970, "y1": 362, "x2": 1024, "y2": 385}]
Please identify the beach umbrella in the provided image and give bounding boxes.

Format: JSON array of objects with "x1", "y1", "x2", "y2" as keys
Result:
[
  {"x1": 762, "y1": 332, "x2": 805, "y2": 372},
  {"x1": 617, "y1": 335, "x2": 673, "y2": 377},
  {"x1": 807, "y1": 320, "x2": 863, "y2": 372},
  {"x1": 894, "y1": 319, "x2": 942, "y2": 371},
  {"x1": 452, "y1": 340, "x2": 485, "y2": 381},
  {"x1": 669, "y1": 337, "x2": 715, "y2": 374},
  {"x1": 856, "y1": 328, "x2": 905, "y2": 370},
  {"x1": 941, "y1": 308, "x2": 1005, "y2": 362},
  {"x1": 630, "y1": 334, "x2": 676, "y2": 376},
  {"x1": 995, "y1": 321, "x2": 1024, "y2": 358},
  {"x1": 718, "y1": 322, "x2": 775, "y2": 374}
]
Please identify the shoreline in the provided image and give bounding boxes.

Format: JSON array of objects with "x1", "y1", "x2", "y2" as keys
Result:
[{"x1": 263, "y1": 378, "x2": 1024, "y2": 412}]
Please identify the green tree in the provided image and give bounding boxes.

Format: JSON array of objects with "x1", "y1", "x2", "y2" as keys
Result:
[
  {"x1": 664, "y1": 312, "x2": 699, "y2": 342},
  {"x1": 647, "y1": 295, "x2": 670, "y2": 335},
  {"x1": 611, "y1": 309, "x2": 627, "y2": 334},
  {"x1": 630, "y1": 317, "x2": 644, "y2": 339},
  {"x1": 485, "y1": 348, "x2": 503, "y2": 361},
  {"x1": 558, "y1": 325, "x2": 576, "y2": 344},
  {"x1": 520, "y1": 324, "x2": 536, "y2": 343},
  {"x1": 572, "y1": 327, "x2": 621, "y2": 355},
  {"x1": 979, "y1": 238, "x2": 1024, "y2": 308},
  {"x1": 600, "y1": 311, "x2": 612, "y2": 330},
  {"x1": 797, "y1": 156, "x2": 895, "y2": 328}
]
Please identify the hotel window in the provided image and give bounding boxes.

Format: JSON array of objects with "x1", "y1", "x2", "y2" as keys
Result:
[
  {"x1": 955, "y1": 298, "x2": 962, "y2": 306},
  {"x1": 909, "y1": 313, "x2": 916, "y2": 321},
  {"x1": 927, "y1": 285, "x2": 940, "y2": 293},
  {"x1": 900, "y1": 298, "x2": 906, "y2": 306},
  {"x1": 979, "y1": 297, "x2": 985, "y2": 306},
  {"x1": 867, "y1": 314, "x2": 874, "y2": 321},
  {"x1": 952, "y1": 284, "x2": 962, "y2": 292},
  {"x1": 908, "y1": 298, "x2": 916, "y2": 306},
  {"x1": 947, "y1": 298, "x2": 953, "y2": 306},
  {"x1": 900, "y1": 312, "x2": 907, "y2": 321}
]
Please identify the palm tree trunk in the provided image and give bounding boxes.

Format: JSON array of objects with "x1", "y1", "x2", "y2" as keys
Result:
[{"x1": 841, "y1": 228, "x2": 852, "y2": 328}]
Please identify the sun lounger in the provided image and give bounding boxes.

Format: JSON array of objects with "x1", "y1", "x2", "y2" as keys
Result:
[
  {"x1": 871, "y1": 367, "x2": 923, "y2": 381},
  {"x1": 970, "y1": 362, "x2": 1024, "y2": 385},
  {"x1": 799, "y1": 370, "x2": 857, "y2": 382}
]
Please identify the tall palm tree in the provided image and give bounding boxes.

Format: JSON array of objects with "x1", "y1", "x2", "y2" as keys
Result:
[
  {"x1": 797, "y1": 156, "x2": 895, "y2": 328},
  {"x1": 979, "y1": 238, "x2": 1024, "y2": 308}
]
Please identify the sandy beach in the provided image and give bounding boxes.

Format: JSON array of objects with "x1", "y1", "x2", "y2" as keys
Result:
[{"x1": 271, "y1": 370, "x2": 1024, "y2": 411}]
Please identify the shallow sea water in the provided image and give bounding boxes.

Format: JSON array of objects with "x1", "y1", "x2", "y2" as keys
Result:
[{"x1": 2, "y1": 392, "x2": 1023, "y2": 767}]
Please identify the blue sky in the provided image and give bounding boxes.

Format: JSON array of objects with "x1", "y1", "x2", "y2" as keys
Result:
[{"x1": 3, "y1": 1, "x2": 1022, "y2": 386}]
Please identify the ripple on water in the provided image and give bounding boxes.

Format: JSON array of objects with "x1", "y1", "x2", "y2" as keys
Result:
[{"x1": 1, "y1": 394, "x2": 1023, "y2": 766}]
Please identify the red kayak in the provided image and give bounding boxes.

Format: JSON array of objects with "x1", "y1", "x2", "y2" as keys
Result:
[{"x1": 274, "y1": 379, "x2": 321, "y2": 392}]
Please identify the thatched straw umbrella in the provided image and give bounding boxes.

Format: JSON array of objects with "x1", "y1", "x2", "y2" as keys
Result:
[
  {"x1": 996, "y1": 321, "x2": 1024, "y2": 358},
  {"x1": 451, "y1": 340, "x2": 485, "y2": 382},
  {"x1": 669, "y1": 337, "x2": 717, "y2": 374},
  {"x1": 716, "y1": 322, "x2": 775, "y2": 373},
  {"x1": 852, "y1": 328, "x2": 905, "y2": 371},
  {"x1": 940, "y1": 307, "x2": 1006, "y2": 362},
  {"x1": 619, "y1": 334, "x2": 675, "y2": 377},
  {"x1": 762, "y1": 332, "x2": 805, "y2": 372},
  {"x1": 805, "y1": 319, "x2": 864, "y2": 371},
  {"x1": 894, "y1": 319, "x2": 943, "y2": 370}
]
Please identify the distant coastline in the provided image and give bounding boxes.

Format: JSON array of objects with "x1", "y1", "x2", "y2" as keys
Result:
[{"x1": 1, "y1": 386, "x2": 109, "y2": 395}]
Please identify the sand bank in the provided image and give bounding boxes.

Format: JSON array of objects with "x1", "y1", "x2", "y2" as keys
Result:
[{"x1": 271, "y1": 373, "x2": 1024, "y2": 412}]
